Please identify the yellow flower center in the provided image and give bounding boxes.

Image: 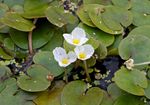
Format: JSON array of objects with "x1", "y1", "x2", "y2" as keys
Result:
[
  {"x1": 61, "y1": 58, "x2": 69, "y2": 64},
  {"x1": 73, "y1": 39, "x2": 80, "y2": 45},
  {"x1": 79, "y1": 53, "x2": 86, "y2": 59}
]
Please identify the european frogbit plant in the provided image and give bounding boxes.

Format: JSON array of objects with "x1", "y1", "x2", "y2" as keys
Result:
[{"x1": 63, "y1": 27, "x2": 89, "y2": 46}]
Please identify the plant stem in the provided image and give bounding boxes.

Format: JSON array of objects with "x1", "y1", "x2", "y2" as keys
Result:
[
  {"x1": 64, "y1": 68, "x2": 68, "y2": 83},
  {"x1": 28, "y1": 19, "x2": 37, "y2": 55},
  {"x1": 83, "y1": 60, "x2": 91, "y2": 82}
]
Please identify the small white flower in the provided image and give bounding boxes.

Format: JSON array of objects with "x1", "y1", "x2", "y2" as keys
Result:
[
  {"x1": 63, "y1": 27, "x2": 88, "y2": 46},
  {"x1": 53, "y1": 47, "x2": 77, "y2": 67},
  {"x1": 74, "y1": 44, "x2": 94, "y2": 60}
]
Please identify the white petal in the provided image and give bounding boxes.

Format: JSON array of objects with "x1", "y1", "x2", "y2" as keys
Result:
[
  {"x1": 68, "y1": 51, "x2": 77, "y2": 63},
  {"x1": 53, "y1": 47, "x2": 67, "y2": 62},
  {"x1": 74, "y1": 46, "x2": 84, "y2": 55},
  {"x1": 84, "y1": 44, "x2": 94, "y2": 59},
  {"x1": 71, "y1": 27, "x2": 86, "y2": 38},
  {"x1": 63, "y1": 34, "x2": 73, "y2": 45},
  {"x1": 77, "y1": 38, "x2": 89, "y2": 46},
  {"x1": 58, "y1": 61, "x2": 70, "y2": 67}
]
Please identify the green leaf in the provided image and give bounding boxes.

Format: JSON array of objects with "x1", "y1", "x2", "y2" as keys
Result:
[
  {"x1": 22, "y1": 0, "x2": 49, "y2": 18},
  {"x1": 0, "y1": 48, "x2": 13, "y2": 59},
  {"x1": 61, "y1": 81, "x2": 104, "y2": 105},
  {"x1": 78, "y1": 23, "x2": 115, "y2": 47},
  {"x1": 17, "y1": 64, "x2": 51, "y2": 92},
  {"x1": 9, "y1": 23, "x2": 54, "y2": 49},
  {"x1": 0, "y1": 12, "x2": 35, "y2": 32},
  {"x1": 3, "y1": 0, "x2": 24, "y2": 7},
  {"x1": 34, "y1": 81, "x2": 65, "y2": 105},
  {"x1": 76, "y1": 5, "x2": 95, "y2": 27},
  {"x1": 114, "y1": 94, "x2": 145, "y2": 105},
  {"x1": 114, "y1": 67, "x2": 147, "y2": 96},
  {"x1": 33, "y1": 51, "x2": 64, "y2": 77},
  {"x1": 112, "y1": 0, "x2": 132, "y2": 9},
  {"x1": 145, "y1": 80, "x2": 150, "y2": 99},
  {"x1": 101, "y1": 6, "x2": 133, "y2": 30},
  {"x1": 45, "y1": 6, "x2": 77, "y2": 27},
  {"x1": 41, "y1": 29, "x2": 63, "y2": 51},
  {"x1": 88, "y1": 4, "x2": 123, "y2": 34},
  {"x1": 0, "y1": 78, "x2": 34, "y2": 105},
  {"x1": 0, "y1": 3, "x2": 9, "y2": 18},
  {"x1": 119, "y1": 35, "x2": 150, "y2": 64}
]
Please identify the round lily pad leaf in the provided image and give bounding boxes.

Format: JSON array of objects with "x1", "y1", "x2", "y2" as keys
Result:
[
  {"x1": 100, "y1": 91, "x2": 114, "y2": 105},
  {"x1": 45, "y1": 6, "x2": 77, "y2": 27},
  {"x1": 33, "y1": 51, "x2": 64, "y2": 77},
  {"x1": 114, "y1": 94, "x2": 145, "y2": 105},
  {"x1": 145, "y1": 80, "x2": 150, "y2": 99},
  {"x1": 61, "y1": 81, "x2": 104, "y2": 105},
  {"x1": 34, "y1": 81, "x2": 65, "y2": 105},
  {"x1": 78, "y1": 23, "x2": 115, "y2": 47},
  {"x1": 0, "y1": 3, "x2": 9, "y2": 18},
  {"x1": 9, "y1": 22, "x2": 54, "y2": 49},
  {"x1": 112, "y1": 0, "x2": 132, "y2": 9},
  {"x1": 101, "y1": 6, "x2": 133, "y2": 30},
  {"x1": 0, "y1": 66, "x2": 10, "y2": 79},
  {"x1": 88, "y1": 4, "x2": 123, "y2": 34},
  {"x1": 119, "y1": 35, "x2": 150, "y2": 64},
  {"x1": 17, "y1": 64, "x2": 51, "y2": 92},
  {"x1": 0, "y1": 12, "x2": 35, "y2": 32},
  {"x1": 83, "y1": 0, "x2": 112, "y2": 5},
  {"x1": 11, "y1": 5, "x2": 24, "y2": 14},
  {"x1": 76, "y1": 5, "x2": 95, "y2": 27},
  {"x1": 114, "y1": 67, "x2": 148, "y2": 96},
  {"x1": 22, "y1": 0, "x2": 49, "y2": 18},
  {"x1": 4, "y1": 38, "x2": 15, "y2": 51}
]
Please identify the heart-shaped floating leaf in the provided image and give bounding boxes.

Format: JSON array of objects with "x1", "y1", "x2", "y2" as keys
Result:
[
  {"x1": 34, "y1": 81, "x2": 65, "y2": 105},
  {"x1": 76, "y1": 5, "x2": 95, "y2": 27},
  {"x1": 131, "y1": 0, "x2": 150, "y2": 26},
  {"x1": 9, "y1": 22, "x2": 54, "y2": 49},
  {"x1": 0, "y1": 12, "x2": 35, "y2": 32},
  {"x1": 22, "y1": 0, "x2": 49, "y2": 18},
  {"x1": 88, "y1": 4, "x2": 123, "y2": 34},
  {"x1": 17, "y1": 64, "x2": 51, "y2": 92},
  {"x1": 101, "y1": 5, "x2": 133, "y2": 30},
  {"x1": 61, "y1": 81, "x2": 104, "y2": 105},
  {"x1": 114, "y1": 67, "x2": 147, "y2": 96},
  {"x1": 78, "y1": 23, "x2": 115, "y2": 47},
  {"x1": 112, "y1": 0, "x2": 131, "y2": 9},
  {"x1": 33, "y1": 51, "x2": 64, "y2": 77},
  {"x1": 119, "y1": 35, "x2": 150, "y2": 64},
  {"x1": 100, "y1": 91, "x2": 114, "y2": 105},
  {"x1": 4, "y1": 38, "x2": 15, "y2": 51},
  {"x1": 45, "y1": 6, "x2": 77, "y2": 27},
  {"x1": 0, "y1": 78, "x2": 35, "y2": 105},
  {"x1": 114, "y1": 94, "x2": 145, "y2": 105},
  {"x1": 145, "y1": 80, "x2": 150, "y2": 99},
  {"x1": 0, "y1": 3, "x2": 9, "y2": 18},
  {"x1": 0, "y1": 66, "x2": 10, "y2": 79},
  {"x1": 41, "y1": 30, "x2": 63, "y2": 51}
]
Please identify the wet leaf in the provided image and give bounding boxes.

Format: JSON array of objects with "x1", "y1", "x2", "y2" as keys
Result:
[
  {"x1": 0, "y1": 12, "x2": 35, "y2": 32},
  {"x1": 114, "y1": 67, "x2": 147, "y2": 96},
  {"x1": 61, "y1": 81, "x2": 104, "y2": 105},
  {"x1": 17, "y1": 64, "x2": 51, "y2": 92},
  {"x1": 112, "y1": 0, "x2": 131, "y2": 9}
]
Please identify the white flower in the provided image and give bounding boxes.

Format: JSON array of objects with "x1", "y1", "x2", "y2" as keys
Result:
[
  {"x1": 74, "y1": 44, "x2": 94, "y2": 60},
  {"x1": 63, "y1": 27, "x2": 88, "y2": 46},
  {"x1": 53, "y1": 47, "x2": 77, "y2": 67}
]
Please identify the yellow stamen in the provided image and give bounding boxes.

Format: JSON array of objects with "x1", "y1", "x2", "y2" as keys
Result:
[
  {"x1": 79, "y1": 53, "x2": 86, "y2": 59},
  {"x1": 62, "y1": 58, "x2": 69, "y2": 64},
  {"x1": 73, "y1": 39, "x2": 80, "y2": 45}
]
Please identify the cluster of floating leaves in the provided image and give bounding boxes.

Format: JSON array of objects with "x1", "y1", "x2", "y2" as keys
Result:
[{"x1": 0, "y1": 0, "x2": 150, "y2": 105}]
